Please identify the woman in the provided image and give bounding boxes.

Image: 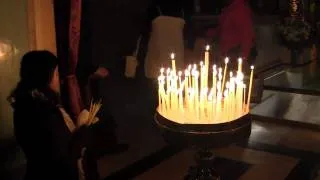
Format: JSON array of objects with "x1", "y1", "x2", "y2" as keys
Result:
[{"x1": 9, "y1": 51, "x2": 98, "y2": 180}]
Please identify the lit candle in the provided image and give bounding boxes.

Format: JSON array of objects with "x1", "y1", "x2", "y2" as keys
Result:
[
  {"x1": 246, "y1": 65, "x2": 254, "y2": 111},
  {"x1": 178, "y1": 71, "x2": 182, "y2": 88},
  {"x1": 238, "y1": 58, "x2": 243, "y2": 73},
  {"x1": 205, "y1": 45, "x2": 210, "y2": 87},
  {"x1": 216, "y1": 92, "x2": 222, "y2": 123},
  {"x1": 184, "y1": 70, "x2": 189, "y2": 102},
  {"x1": 158, "y1": 76, "x2": 162, "y2": 111},
  {"x1": 223, "y1": 90, "x2": 229, "y2": 121},
  {"x1": 218, "y1": 67, "x2": 223, "y2": 91},
  {"x1": 157, "y1": 54, "x2": 254, "y2": 124},
  {"x1": 188, "y1": 65, "x2": 192, "y2": 88},
  {"x1": 222, "y1": 57, "x2": 229, "y2": 92},
  {"x1": 207, "y1": 92, "x2": 213, "y2": 123},
  {"x1": 194, "y1": 70, "x2": 200, "y2": 120},
  {"x1": 166, "y1": 68, "x2": 171, "y2": 109},
  {"x1": 243, "y1": 84, "x2": 246, "y2": 112},
  {"x1": 212, "y1": 65, "x2": 217, "y2": 100},
  {"x1": 200, "y1": 61, "x2": 205, "y2": 89},
  {"x1": 171, "y1": 53, "x2": 176, "y2": 74},
  {"x1": 178, "y1": 87, "x2": 184, "y2": 113}
]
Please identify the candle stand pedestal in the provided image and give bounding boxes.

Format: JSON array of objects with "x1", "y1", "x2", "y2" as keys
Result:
[{"x1": 155, "y1": 111, "x2": 252, "y2": 180}]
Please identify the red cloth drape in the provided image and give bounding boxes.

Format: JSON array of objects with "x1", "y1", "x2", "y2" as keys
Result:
[{"x1": 66, "y1": 0, "x2": 83, "y2": 117}]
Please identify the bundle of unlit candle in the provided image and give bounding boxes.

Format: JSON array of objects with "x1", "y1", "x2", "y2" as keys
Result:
[
  {"x1": 77, "y1": 99, "x2": 102, "y2": 126},
  {"x1": 157, "y1": 46, "x2": 254, "y2": 124}
]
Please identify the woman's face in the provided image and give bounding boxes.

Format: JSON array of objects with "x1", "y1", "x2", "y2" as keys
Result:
[{"x1": 49, "y1": 66, "x2": 60, "y2": 93}]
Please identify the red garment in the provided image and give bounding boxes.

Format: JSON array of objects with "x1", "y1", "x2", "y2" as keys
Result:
[
  {"x1": 67, "y1": 0, "x2": 83, "y2": 117},
  {"x1": 207, "y1": 0, "x2": 255, "y2": 59}
]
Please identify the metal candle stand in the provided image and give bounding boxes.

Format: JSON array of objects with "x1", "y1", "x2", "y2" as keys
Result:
[{"x1": 155, "y1": 112, "x2": 252, "y2": 180}]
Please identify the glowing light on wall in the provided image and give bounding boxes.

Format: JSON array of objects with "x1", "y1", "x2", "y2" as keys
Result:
[{"x1": 0, "y1": 40, "x2": 18, "y2": 61}]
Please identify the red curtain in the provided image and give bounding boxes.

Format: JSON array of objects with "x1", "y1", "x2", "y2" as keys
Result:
[{"x1": 66, "y1": 0, "x2": 83, "y2": 117}]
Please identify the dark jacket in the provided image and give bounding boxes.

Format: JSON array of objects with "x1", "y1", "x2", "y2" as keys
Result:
[{"x1": 12, "y1": 89, "x2": 91, "y2": 180}]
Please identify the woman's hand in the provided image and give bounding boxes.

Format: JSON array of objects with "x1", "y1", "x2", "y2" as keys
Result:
[
  {"x1": 77, "y1": 109, "x2": 100, "y2": 127},
  {"x1": 93, "y1": 67, "x2": 109, "y2": 78},
  {"x1": 77, "y1": 109, "x2": 90, "y2": 127}
]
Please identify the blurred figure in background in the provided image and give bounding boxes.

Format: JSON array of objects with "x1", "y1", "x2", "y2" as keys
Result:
[
  {"x1": 144, "y1": 0, "x2": 186, "y2": 79},
  {"x1": 207, "y1": 0, "x2": 256, "y2": 71}
]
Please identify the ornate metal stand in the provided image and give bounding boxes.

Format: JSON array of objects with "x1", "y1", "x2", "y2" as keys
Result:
[
  {"x1": 155, "y1": 112, "x2": 252, "y2": 180},
  {"x1": 185, "y1": 148, "x2": 219, "y2": 180}
]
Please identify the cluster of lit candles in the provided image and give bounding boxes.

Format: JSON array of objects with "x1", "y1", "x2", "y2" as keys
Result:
[{"x1": 157, "y1": 45, "x2": 254, "y2": 124}]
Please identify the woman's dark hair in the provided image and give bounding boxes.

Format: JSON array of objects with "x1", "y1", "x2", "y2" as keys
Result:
[{"x1": 9, "y1": 50, "x2": 59, "y2": 107}]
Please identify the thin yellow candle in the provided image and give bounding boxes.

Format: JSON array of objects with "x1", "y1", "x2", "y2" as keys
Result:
[
  {"x1": 178, "y1": 71, "x2": 182, "y2": 88},
  {"x1": 230, "y1": 75, "x2": 236, "y2": 119},
  {"x1": 205, "y1": 45, "x2": 210, "y2": 69},
  {"x1": 205, "y1": 45, "x2": 210, "y2": 87},
  {"x1": 225, "y1": 82, "x2": 230, "y2": 120},
  {"x1": 243, "y1": 84, "x2": 246, "y2": 112},
  {"x1": 178, "y1": 87, "x2": 184, "y2": 113},
  {"x1": 223, "y1": 90, "x2": 229, "y2": 121},
  {"x1": 216, "y1": 93, "x2": 222, "y2": 122},
  {"x1": 166, "y1": 68, "x2": 171, "y2": 91},
  {"x1": 166, "y1": 68, "x2": 171, "y2": 109},
  {"x1": 158, "y1": 75, "x2": 167, "y2": 113},
  {"x1": 246, "y1": 65, "x2": 254, "y2": 111},
  {"x1": 222, "y1": 57, "x2": 229, "y2": 92},
  {"x1": 158, "y1": 76, "x2": 162, "y2": 111},
  {"x1": 193, "y1": 70, "x2": 200, "y2": 120},
  {"x1": 207, "y1": 90, "x2": 213, "y2": 123},
  {"x1": 188, "y1": 89, "x2": 194, "y2": 118},
  {"x1": 212, "y1": 65, "x2": 217, "y2": 100},
  {"x1": 238, "y1": 82, "x2": 244, "y2": 117},
  {"x1": 218, "y1": 67, "x2": 223, "y2": 91},
  {"x1": 200, "y1": 61, "x2": 204, "y2": 89},
  {"x1": 174, "y1": 74, "x2": 179, "y2": 111},
  {"x1": 171, "y1": 53, "x2": 176, "y2": 74},
  {"x1": 178, "y1": 71, "x2": 183, "y2": 111},
  {"x1": 188, "y1": 65, "x2": 192, "y2": 88},
  {"x1": 238, "y1": 58, "x2": 243, "y2": 73},
  {"x1": 211, "y1": 88, "x2": 215, "y2": 121},
  {"x1": 184, "y1": 70, "x2": 189, "y2": 103}
]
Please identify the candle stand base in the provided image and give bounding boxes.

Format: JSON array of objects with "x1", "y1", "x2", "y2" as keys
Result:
[
  {"x1": 185, "y1": 149, "x2": 220, "y2": 180},
  {"x1": 155, "y1": 111, "x2": 251, "y2": 180}
]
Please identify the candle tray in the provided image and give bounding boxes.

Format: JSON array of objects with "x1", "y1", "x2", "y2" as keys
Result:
[{"x1": 154, "y1": 111, "x2": 252, "y2": 180}]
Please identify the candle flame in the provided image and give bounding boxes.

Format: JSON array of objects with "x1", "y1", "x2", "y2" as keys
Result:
[
  {"x1": 170, "y1": 53, "x2": 175, "y2": 59},
  {"x1": 178, "y1": 71, "x2": 182, "y2": 76},
  {"x1": 238, "y1": 58, "x2": 242, "y2": 64},
  {"x1": 225, "y1": 57, "x2": 229, "y2": 64},
  {"x1": 251, "y1": 65, "x2": 254, "y2": 70},
  {"x1": 206, "y1": 45, "x2": 210, "y2": 51}
]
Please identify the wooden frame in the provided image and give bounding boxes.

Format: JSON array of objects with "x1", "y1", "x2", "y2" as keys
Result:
[{"x1": 27, "y1": 0, "x2": 57, "y2": 55}]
